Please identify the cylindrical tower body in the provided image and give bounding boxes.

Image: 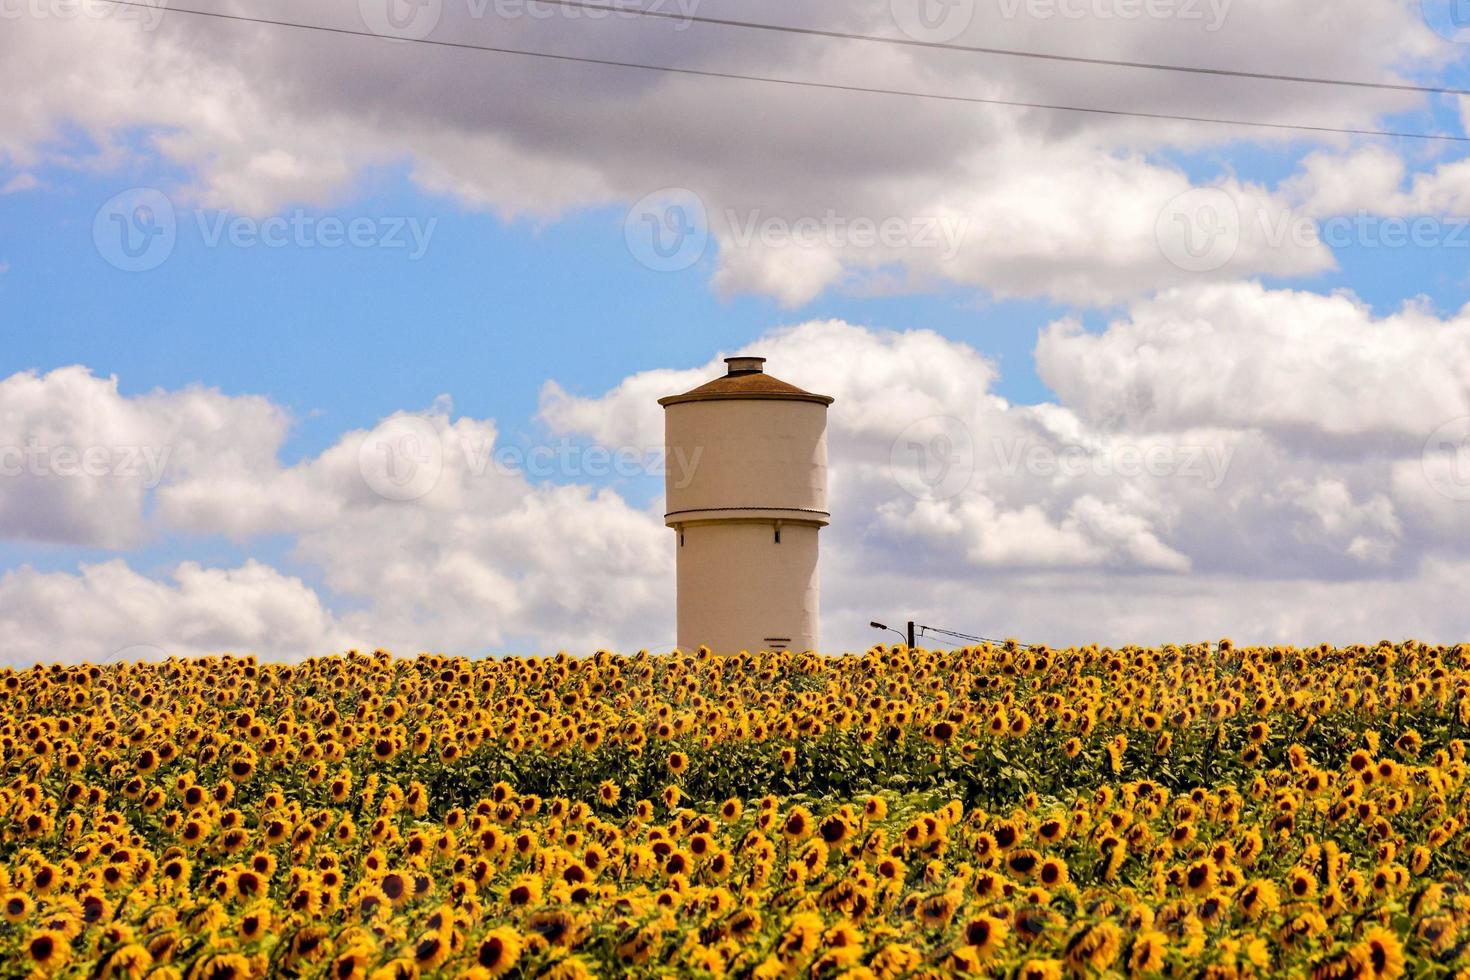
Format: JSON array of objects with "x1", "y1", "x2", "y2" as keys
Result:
[{"x1": 660, "y1": 357, "x2": 833, "y2": 653}]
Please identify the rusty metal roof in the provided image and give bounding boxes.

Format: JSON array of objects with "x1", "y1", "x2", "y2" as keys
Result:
[{"x1": 658, "y1": 369, "x2": 834, "y2": 407}]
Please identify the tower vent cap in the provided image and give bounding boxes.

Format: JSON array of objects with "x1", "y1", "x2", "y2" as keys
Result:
[{"x1": 725, "y1": 356, "x2": 766, "y2": 376}]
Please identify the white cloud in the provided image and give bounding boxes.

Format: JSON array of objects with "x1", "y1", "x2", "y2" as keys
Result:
[
  {"x1": 289, "y1": 451, "x2": 672, "y2": 657},
  {"x1": 1266, "y1": 478, "x2": 1402, "y2": 566},
  {"x1": 0, "y1": 559, "x2": 346, "y2": 665},
  {"x1": 0, "y1": 366, "x2": 286, "y2": 548},
  {"x1": 6, "y1": 289, "x2": 1470, "y2": 661},
  {"x1": 1035, "y1": 282, "x2": 1470, "y2": 449},
  {"x1": 542, "y1": 309, "x2": 1470, "y2": 640},
  {"x1": 875, "y1": 493, "x2": 1190, "y2": 571},
  {"x1": 0, "y1": 370, "x2": 674, "y2": 664},
  {"x1": 822, "y1": 556, "x2": 1470, "y2": 652},
  {"x1": 1288, "y1": 146, "x2": 1470, "y2": 217},
  {"x1": 0, "y1": 0, "x2": 1454, "y2": 306},
  {"x1": 1, "y1": 173, "x2": 38, "y2": 194}
]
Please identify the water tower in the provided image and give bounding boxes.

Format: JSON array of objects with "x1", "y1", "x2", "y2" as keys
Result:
[{"x1": 660, "y1": 356, "x2": 833, "y2": 653}]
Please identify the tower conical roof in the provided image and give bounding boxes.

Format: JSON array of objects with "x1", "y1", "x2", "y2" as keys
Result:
[{"x1": 658, "y1": 356, "x2": 834, "y2": 407}]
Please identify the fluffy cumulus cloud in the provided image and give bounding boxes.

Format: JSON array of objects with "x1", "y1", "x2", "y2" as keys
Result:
[
  {"x1": 0, "y1": 0, "x2": 1457, "y2": 305},
  {"x1": 1035, "y1": 283, "x2": 1470, "y2": 448},
  {"x1": 1286, "y1": 146, "x2": 1470, "y2": 218},
  {"x1": 542, "y1": 303, "x2": 1470, "y2": 649},
  {"x1": 0, "y1": 367, "x2": 286, "y2": 548},
  {"x1": 4, "y1": 286, "x2": 1470, "y2": 661},
  {"x1": 0, "y1": 370, "x2": 670, "y2": 663},
  {"x1": 0, "y1": 560, "x2": 345, "y2": 665}
]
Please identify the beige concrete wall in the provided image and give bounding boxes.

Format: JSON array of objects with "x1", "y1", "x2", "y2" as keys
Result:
[
  {"x1": 676, "y1": 521, "x2": 820, "y2": 653},
  {"x1": 664, "y1": 399, "x2": 828, "y2": 523}
]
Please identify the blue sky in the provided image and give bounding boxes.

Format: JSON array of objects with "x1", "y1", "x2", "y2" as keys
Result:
[
  {"x1": 6, "y1": 142, "x2": 1466, "y2": 595},
  {"x1": 3, "y1": 165, "x2": 1061, "y2": 418},
  {"x1": 4, "y1": 156, "x2": 1081, "y2": 532},
  {"x1": 9, "y1": 140, "x2": 1468, "y2": 454}
]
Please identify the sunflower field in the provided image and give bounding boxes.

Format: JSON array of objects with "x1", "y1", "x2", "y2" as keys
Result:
[{"x1": 2, "y1": 640, "x2": 1469, "y2": 979}]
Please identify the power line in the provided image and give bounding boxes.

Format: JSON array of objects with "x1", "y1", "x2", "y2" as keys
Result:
[
  {"x1": 95, "y1": 0, "x2": 1470, "y2": 144},
  {"x1": 924, "y1": 625, "x2": 1032, "y2": 649},
  {"x1": 531, "y1": 0, "x2": 1470, "y2": 99},
  {"x1": 922, "y1": 625, "x2": 983, "y2": 641},
  {"x1": 914, "y1": 628, "x2": 982, "y2": 651}
]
